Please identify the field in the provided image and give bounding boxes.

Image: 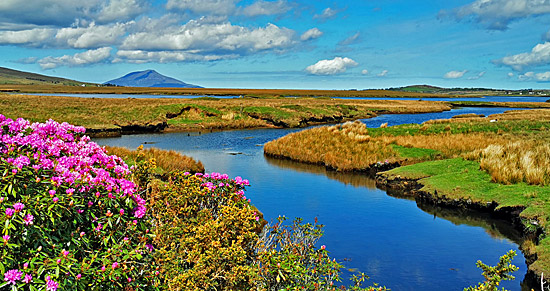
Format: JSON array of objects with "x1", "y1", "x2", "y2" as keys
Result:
[{"x1": 0, "y1": 93, "x2": 454, "y2": 134}]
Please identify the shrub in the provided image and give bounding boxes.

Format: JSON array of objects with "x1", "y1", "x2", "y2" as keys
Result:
[
  {"x1": 0, "y1": 116, "x2": 158, "y2": 290},
  {"x1": 150, "y1": 171, "x2": 261, "y2": 290},
  {"x1": 463, "y1": 250, "x2": 518, "y2": 291}
]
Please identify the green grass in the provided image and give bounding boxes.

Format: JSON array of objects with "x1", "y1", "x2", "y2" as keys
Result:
[
  {"x1": 381, "y1": 158, "x2": 550, "y2": 274},
  {"x1": 391, "y1": 144, "x2": 440, "y2": 159},
  {"x1": 243, "y1": 106, "x2": 293, "y2": 119}
]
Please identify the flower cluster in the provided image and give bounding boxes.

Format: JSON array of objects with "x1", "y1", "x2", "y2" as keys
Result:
[{"x1": 0, "y1": 115, "x2": 158, "y2": 290}]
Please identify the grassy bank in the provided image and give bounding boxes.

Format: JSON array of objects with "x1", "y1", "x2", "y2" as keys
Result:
[
  {"x1": 0, "y1": 93, "x2": 452, "y2": 133},
  {"x1": 264, "y1": 109, "x2": 550, "y2": 277}
]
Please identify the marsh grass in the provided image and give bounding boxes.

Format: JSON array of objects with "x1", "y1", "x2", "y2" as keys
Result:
[
  {"x1": 105, "y1": 146, "x2": 204, "y2": 174},
  {"x1": 0, "y1": 94, "x2": 453, "y2": 131},
  {"x1": 466, "y1": 142, "x2": 550, "y2": 185}
]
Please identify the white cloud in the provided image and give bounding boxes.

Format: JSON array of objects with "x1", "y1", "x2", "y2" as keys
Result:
[
  {"x1": 300, "y1": 28, "x2": 323, "y2": 41},
  {"x1": 338, "y1": 32, "x2": 360, "y2": 46},
  {"x1": 306, "y1": 57, "x2": 358, "y2": 75},
  {"x1": 38, "y1": 47, "x2": 112, "y2": 69},
  {"x1": 56, "y1": 22, "x2": 131, "y2": 49},
  {"x1": 115, "y1": 50, "x2": 234, "y2": 63},
  {"x1": 518, "y1": 71, "x2": 550, "y2": 81},
  {"x1": 444, "y1": 0, "x2": 550, "y2": 30},
  {"x1": 241, "y1": 0, "x2": 289, "y2": 17},
  {"x1": 377, "y1": 70, "x2": 388, "y2": 77},
  {"x1": 313, "y1": 7, "x2": 338, "y2": 21},
  {"x1": 0, "y1": 28, "x2": 55, "y2": 46},
  {"x1": 507, "y1": 72, "x2": 515, "y2": 77},
  {"x1": 361, "y1": 69, "x2": 369, "y2": 75},
  {"x1": 493, "y1": 42, "x2": 550, "y2": 71},
  {"x1": 444, "y1": 70, "x2": 467, "y2": 79},
  {"x1": 468, "y1": 71, "x2": 486, "y2": 80},
  {"x1": 122, "y1": 21, "x2": 296, "y2": 55},
  {"x1": 166, "y1": 0, "x2": 237, "y2": 16},
  {"x1": 97, "y1": 0, "x2": 147, "y2": 23}
]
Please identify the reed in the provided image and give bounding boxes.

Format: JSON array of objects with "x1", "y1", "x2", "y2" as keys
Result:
[
  {"x1": 264, "y1": 121, "x2": 398, "y2": 171},
  {"x1": 466, "y1": 141, "x2": 550, "y2": 185},
  {"x1": 104, "y1": 146, "x2": 204, "y2": 174}
]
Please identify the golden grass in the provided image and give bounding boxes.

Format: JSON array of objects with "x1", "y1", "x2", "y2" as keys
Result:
[
  {"x1": 466, "y1": 141, "x2": 550, "y2": 185},
  {"x1": 264, "y1": 121, "x2": 398, "y2": 171},
  {"x1": 104, "y1": 146, "x2": 204, "y2": 174}
]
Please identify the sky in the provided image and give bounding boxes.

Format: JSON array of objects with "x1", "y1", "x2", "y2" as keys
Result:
[{"x1": 1, "y1": 0, "x2": 550, "y2": 90}]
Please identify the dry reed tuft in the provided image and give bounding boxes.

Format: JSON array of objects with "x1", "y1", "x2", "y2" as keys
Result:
[
  {"x1": 105, "y1": 146, "x2": 204, "y2": 173},
  {"x1": 264, "y1": 121, "x2": 396, "y2": 171},
  {"x1": 465, "y1": 141, "x2": 550, "y2": 185}
]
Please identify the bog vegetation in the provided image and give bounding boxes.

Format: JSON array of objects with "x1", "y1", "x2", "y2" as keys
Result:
[{"x1": 0, "y1": 115, "x2": 521, "y2": 290}]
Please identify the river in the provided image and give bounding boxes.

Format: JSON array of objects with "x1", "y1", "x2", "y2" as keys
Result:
[{"x1": 94, "y1": 106, "x2": 533, "y2": 290}]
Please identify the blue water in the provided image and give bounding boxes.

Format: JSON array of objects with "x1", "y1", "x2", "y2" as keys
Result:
[
  {"x1": 13, "y1": 92, "x2": 550, "y2": 102},
  {"x1": 93, "y1": 107, "x2": 532, "y2": 290},
  {"x1": 332, "y1": 95, "x2": 549, "y2": 103}
]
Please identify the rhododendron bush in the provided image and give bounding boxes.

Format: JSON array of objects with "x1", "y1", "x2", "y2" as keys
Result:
[{"x1": 0, "y1": 115, "x2": 158, "y2": 290}]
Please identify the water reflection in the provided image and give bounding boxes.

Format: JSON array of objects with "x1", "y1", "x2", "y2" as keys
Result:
[{"x1": 264, "y1": 155, "x2": 378, "y2": 189}]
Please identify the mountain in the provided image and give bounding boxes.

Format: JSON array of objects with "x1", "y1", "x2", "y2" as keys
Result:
[
  {"x1": 0, "y1": 67, "x2": 92, "y2": 86},
  {"x1": 104, "y1": 70, "x2": 202, "y2": 88}
]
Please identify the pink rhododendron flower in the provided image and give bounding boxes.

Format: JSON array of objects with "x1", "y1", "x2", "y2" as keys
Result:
[
  {"x1": 5, "y1": 208, "x2": 14, "y2": 218},
  {"x1": 4, "y1": 269, "x2": 22, "y2": 285},
  {"x1": 23, "y1": 274, "x2": 32, "y2": 283},
  {"x1": 13, "y1": 202, "x2": 24, "y2": 212},
  {"x1": 23, "y1": 214, "x2": 34, "y2": 225},
  {"x1": 45, "y1": 276, "x2": 58, "y2": 291}
]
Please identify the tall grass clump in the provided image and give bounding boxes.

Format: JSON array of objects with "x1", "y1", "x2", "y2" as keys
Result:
[
  {"x1": 105, "y1": 145, "x2": 204, "y2": 174},
  {"x1": 264, "y1": 121, "x2": 397, "y2": 171},
  {"x1": 0, "y1": 116, "x2": 158, "y2": 290},
  {"x1": 468, "y1": 141, "x2": 550, "y2": 185}
]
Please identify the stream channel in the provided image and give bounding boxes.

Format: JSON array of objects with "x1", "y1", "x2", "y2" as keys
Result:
[{"x1": 95, "y1": 106, "x2": 535, "y2": 290}]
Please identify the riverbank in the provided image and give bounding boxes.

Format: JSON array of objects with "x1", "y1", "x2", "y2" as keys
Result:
[
  {"x1": 1, "y1": 93, "x2": 453, "y2": 136},
  {"x1": 5, "y1": 93, "x2": 550, "y2": 137},
  {"x1": 263, "y1": 109, "x2": 550, "y2": 281}
]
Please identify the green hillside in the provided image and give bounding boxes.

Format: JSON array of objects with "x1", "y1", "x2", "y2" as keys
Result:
[{"x1": 0, "y1": 67, "x2": 95, "y2": 86}]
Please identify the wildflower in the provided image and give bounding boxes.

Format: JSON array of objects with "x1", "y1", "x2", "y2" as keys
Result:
[
  {"x1": 4, "y1": 269, "x2": 22, "y2": 285},
  {"x1": 13, "y1": 202, "x2": 24, "y2": 212},
  {"x1": 106, "y1": 210, "x2": 113, "y2": 217},
  {"x1": 62, "y1": 249, "x2": 69, "y2": 257},
  {"x1": 66, "y1": 188, "x2": 75, "y2": 196},
  {"x1": 5, "y1": 208, "x2": 14, "y2": 218},
  {"x1": 101, "y1": 266, "x2": 106, "y2": 272},
  {"x1": 127, "y1": 277, "x2": 132, "y2": 282},
  {"x1": 77, "y1": 209, "x2": 84, "y2": 214},
  {"x1": 45, "y1": 276, "x2": 59, "y2": 291},
  {"x1": 321, "y1": 245, "x2": 326, "y2": 250},
  {"x1": 52, "y1": 197, "x2": 59, "y2": 203},
  {"x1": 48, "y1": 190, "x2": 56, "y2": 197},
  {"x1": 76, "y1": 274, "x2": 81, "y2": 280},
  {"x1": 23, "y1": 263, "x2": 28, "y2": 270},
  {"x1": 119, "y1": 209, "x2": 124, "y2": 215},
  {"x1": 56, "y1": 259, "x2": 61, "y2": 264},
  {"x1": 2, "y1": 235, "x2": 9, "y2": 244},
  {"x1": 145, "y1": 244, "x2": 153, "y2": 252},
  {"x1": 23, "y1": 274, "x2": 32, "y2": 283},
  {"x1": 80, "y1": 232, "x2": 85, "y2": 237},
  {"x1": 23, "y1": 214, "x2": 34, "y2": 225},
  {"x1": 112, "y1": 262, "x2": 119, "y2": 269}
]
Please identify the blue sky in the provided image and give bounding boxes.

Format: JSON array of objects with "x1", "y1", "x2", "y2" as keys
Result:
[{"x1": 1, "y1": 0, "x2": 550, "y2": 89}]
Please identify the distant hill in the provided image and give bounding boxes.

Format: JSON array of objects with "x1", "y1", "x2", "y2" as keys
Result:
[
  {"x1": 0, "y1": 67, "x2": 92, "y2": 86},
  {"x1": 104, "y1": 70, "x2": 202, "y2": 88}
]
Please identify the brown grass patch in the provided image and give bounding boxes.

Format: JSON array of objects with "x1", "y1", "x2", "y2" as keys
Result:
[
  {"x1": 466, "y1": 141, "x2": 550, "y2": 185},
  {"x1": 105, "y1": 146, "x2": 204, "y2": 174}
]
